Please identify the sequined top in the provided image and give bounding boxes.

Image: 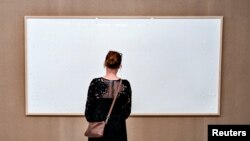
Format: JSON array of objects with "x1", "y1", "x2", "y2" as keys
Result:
[{"x1": 85, "y1": 77, "x2": 132, "y2": 122}]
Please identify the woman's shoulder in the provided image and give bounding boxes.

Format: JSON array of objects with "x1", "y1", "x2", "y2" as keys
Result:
[
  {"x1": 89, "y1": 77, "x2": 102, "y2": 85},
  {"x1": 122, "y1": 79, "x2": 131, "y2": 89},
  {"x1": 121, "y1": 78, "x2": 130, "y2": 84}
]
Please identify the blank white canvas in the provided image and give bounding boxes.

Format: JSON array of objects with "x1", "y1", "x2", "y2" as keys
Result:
[{"x1": 25, "y1": 17, "x2": 222, "y2": 115}]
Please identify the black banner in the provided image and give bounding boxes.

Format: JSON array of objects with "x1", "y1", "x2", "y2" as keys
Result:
[{"x1": 208, "y1": 125, "x2": 250, "y2": 141}]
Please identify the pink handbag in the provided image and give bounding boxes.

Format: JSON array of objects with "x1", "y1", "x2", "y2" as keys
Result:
[{"x1": 84, "y1": 121, "x2": 106, "y2": 138}]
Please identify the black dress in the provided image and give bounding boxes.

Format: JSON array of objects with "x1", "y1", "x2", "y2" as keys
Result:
[{"x1": 85, "y1": 77, "x2": 132, "y2": 141}]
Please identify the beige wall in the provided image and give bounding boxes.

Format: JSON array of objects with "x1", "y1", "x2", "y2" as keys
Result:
[{"x1": 0, "y1": 0, "x2": 250, "y2": 141}]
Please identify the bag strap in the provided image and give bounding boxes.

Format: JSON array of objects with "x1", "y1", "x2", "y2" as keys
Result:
[{"x1": 105, "y1": 79, "x2": 122, "y2": 124}]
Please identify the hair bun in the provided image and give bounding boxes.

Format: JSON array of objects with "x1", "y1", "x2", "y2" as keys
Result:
[
  {"x1": 104, "y1": 51, "x2": 122, "y2": 69},
  {"x1": 108, "y1": 56, "x2": 116, "y2": 64}
]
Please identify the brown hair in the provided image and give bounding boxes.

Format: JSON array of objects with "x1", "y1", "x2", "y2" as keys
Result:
[{"x1": 104, "y1": 50, "x2": 122, "y2": 69}]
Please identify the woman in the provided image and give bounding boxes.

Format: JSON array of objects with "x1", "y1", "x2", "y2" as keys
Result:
[{"x1": 85, "y1": 50, "x2": 132, "y2": 141}]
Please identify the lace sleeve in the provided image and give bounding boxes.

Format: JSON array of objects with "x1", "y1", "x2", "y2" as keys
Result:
[
  {"x1": 121, "y1": 80, "x2": 132, "y2": 119},
  {"x1": 84, "y1": 79, "x2": 97, "y2": 122}
]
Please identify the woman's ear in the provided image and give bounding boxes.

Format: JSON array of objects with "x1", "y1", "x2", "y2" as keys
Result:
[{"x1": 119, "y1": 64, "x2": 122, "y2": 69}]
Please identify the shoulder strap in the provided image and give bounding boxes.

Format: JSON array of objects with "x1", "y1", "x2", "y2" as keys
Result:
[{"x1": 105, "y1": 79, "x2": 122, "y2": 124}]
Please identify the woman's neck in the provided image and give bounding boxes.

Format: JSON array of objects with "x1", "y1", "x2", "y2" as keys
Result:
[{"x1": 104, "y1": 68, "x2": 119, "y2": 80}]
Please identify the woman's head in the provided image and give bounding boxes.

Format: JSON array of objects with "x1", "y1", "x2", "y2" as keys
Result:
[{"x1": 104, "y1": 50, "x2": 122, "y2": 69}]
